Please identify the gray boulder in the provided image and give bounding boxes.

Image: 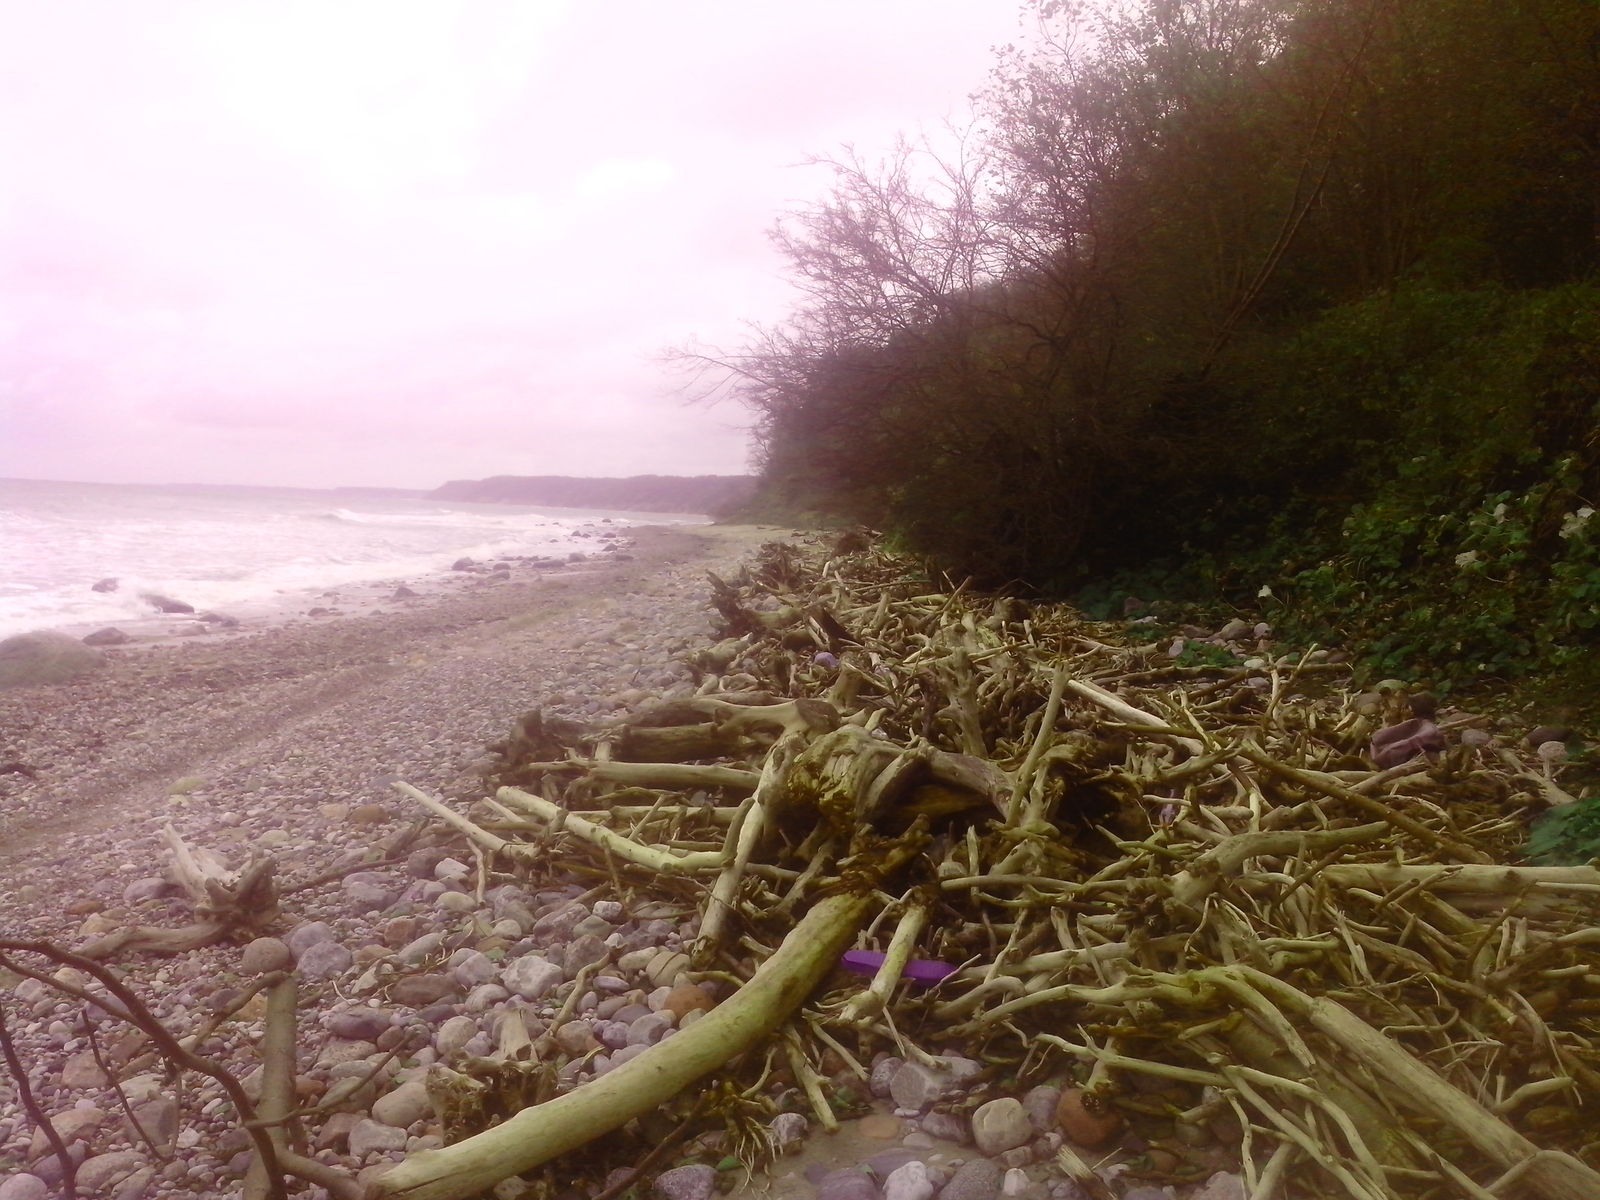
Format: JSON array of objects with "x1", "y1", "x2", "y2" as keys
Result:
[
  {"x1": 82, "y1": 627, "x2": 132, "y2": 646},
  {"x1": 0, "y1": 632, "x2": 104, "y2": 688},
  {"x1": 91, "y1": 577, "x2": 118, "y2": 592},
  {"x1": 140, "y1": 592, "x2": 194, "y2": 614}
]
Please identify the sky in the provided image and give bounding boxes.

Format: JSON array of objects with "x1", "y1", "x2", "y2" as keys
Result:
[{"x1": 0, "y1": 1, "x2": 1026, "y2": 490}]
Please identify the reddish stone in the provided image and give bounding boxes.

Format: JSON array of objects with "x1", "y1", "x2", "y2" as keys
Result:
[
  {"x1": 661, "y1": 983, "x2": 715, "y2": 1021},
  {"x1": 1056, "y1": 1087, "x2": 1122, "y2": 1148}
]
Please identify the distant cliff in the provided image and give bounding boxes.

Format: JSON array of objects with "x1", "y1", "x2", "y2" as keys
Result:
[{"x1": 427, "y1": 474, "x2": 758, "y2": 515}]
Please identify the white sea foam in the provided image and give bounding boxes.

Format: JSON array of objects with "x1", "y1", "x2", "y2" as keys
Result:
[{"x1": 0, "y1": 479, "x2": 699, "y2": 639}]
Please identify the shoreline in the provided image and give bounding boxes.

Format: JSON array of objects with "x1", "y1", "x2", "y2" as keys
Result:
[
  {"x1": 0, "y1": 522, "x2": 791, "y2": 890},
  {"x1": 7, "y1": 513, "x2": 675, "y2": 650}
]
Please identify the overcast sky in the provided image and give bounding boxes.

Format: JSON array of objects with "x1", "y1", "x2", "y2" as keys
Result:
[{"x1": 0, "y1": 1, "x2": 1025, "y2": 490}]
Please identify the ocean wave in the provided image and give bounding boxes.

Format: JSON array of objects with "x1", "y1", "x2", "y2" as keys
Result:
[
  {"x1": 316, "y1": 507, "x2": 557, "y2": 530},
  {"x1": 0, "y1": 482, "x2": 635, "y2": 639}
]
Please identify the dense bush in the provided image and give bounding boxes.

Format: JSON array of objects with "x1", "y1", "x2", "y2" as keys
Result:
[{"x1": 706, "y1": 0, "x2": 1598, "y2": 689}]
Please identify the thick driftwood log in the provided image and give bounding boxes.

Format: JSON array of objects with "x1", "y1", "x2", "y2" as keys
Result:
[{"x1": 367, "y1": 890, "x2": 871, "y2": 1200}]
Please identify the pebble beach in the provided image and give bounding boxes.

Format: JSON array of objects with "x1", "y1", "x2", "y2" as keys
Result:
[{"x1": 0, "y1": 523, "x2": 793, "y2": 1198}]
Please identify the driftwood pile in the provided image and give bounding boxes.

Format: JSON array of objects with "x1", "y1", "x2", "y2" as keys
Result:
[{"x1": 367, "y1": 538, "x2": 1600, "y2": 1200}]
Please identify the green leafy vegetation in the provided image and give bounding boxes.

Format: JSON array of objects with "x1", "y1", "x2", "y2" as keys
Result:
[
  {"x1": 1527, "y1": 797, "x2": 1600, "y2": 866},
  {"x1": 700, "y1": 0, "x2": 1597, "y2": 698}
]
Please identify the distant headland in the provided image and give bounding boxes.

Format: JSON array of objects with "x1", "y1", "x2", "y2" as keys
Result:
[{"x1": 428, "y1": 474, "x2": 757, "y2": 515}]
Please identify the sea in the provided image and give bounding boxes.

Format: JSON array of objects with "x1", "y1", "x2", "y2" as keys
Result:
[{"x1": 0, "y1": 477, "x2": 703, "y2": 640}]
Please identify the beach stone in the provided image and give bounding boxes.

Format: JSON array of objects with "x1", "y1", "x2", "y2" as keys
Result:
[
  {"x1": 298, "y1": 940, "x2": 354, "y2": 980},
  {"x1": 406, "y1": 849, "x2": 449, "y2": 880},
  {"x1": 239, "y1": 936, "x2": 293, "y2": 974},
  {"x1": 0, "y1": 1176, "x2": 49, "y2": 1200},
  {"x1": 488, "y1": 917, "x2": 524, "y2": 941},
  {"x1": 433, "y1": 857, "x2": 470, "y2": 882},
  {"x1": 662, "y1": 983, "x2": 714, "y2": 1020},
  {"x1": 437, "y1": 891, "x2": 478, "y2": 914},
  {"x1": 609, "y1": 1044, "x2": 648, "y2": 1069},
  {"x1": 349, "y1": 804, "x2": 390, "y2": 826},
  {"x1": 972, "y1": 1098, "x2": 1032, "y2": 1155},
  {"x1": 530, "y1": 900, "x2": 588, "y2": 942},
  {"x1": 349, "y1": 1118, "x2": 408, "y2": 1160},
  {"x1": 328, "y1": 1006, "x2": 392, "y2": 1041},
  {"x1": 626, "y1": 1011, "x2": 673, "y2": 1046},
  {"x1": 316, "y1": 1039, "x2": 378, "y2": 1069},
  {"x1": 91, "y1": 577, "x2": 119, "y2": 592},
  {"x1": 141, "y1": 592, "x2": 193, "y2": 614},
  {"x1": 768, "y1": 1111, "x2": 807, "y2": 1153},
  {"x1": 864, "y1": 1149, "x2": 921, "y2": 1178},
  {"x1": 1119, "y1": 1190, "x2": 1172, "y2": 1200},
  {"x1": 435, "y1": 1015, "x2": 478, "y2": 1060},
  {"x1": 60, "y1": 1049, "x2": 112, "y2": 1089},
  {"x1": 28, "y1": 1106, "x2": 107, "y2": 1157},
  {"x1": 889, "y1": 1060, "x2": 953, "y2": 1111},
  {"x1": 858, "y1": 1113, "x2": 903, "y2": 1139},
  {"x1": 1055, "y1": 1088, "x2": 1121, "y2": 1148},
  {"x1": 592, "y1": 900, "x2": 625, "y2": 922},
  {"x1": 1022, "y1": 1085, "x2": 1060, "y2": 1132},
  {"x1": 919, "y1": 1111, "x2": 970, "y2": 1143},
  {"x1": 76, "y1": 1151, "x2": 144, "y2": 1192},
  {"x1": 125, "y1": 1096, "x2": 179, "y2": 1149},
  {"x1": 502, "y1": 955, "x2": 563, "y2": 1000},
  {"x1": 390, "y1": 974, "x2": 460, "y2": 1007},
  {"x1": 1001, "y1": 1168, "x2": 1034, "y2": 1197},
  {"x1": 554, "y1": 1020, "x2": 596, "y2": 1056},
  {"x1": 941, "y1": 1158, "x2": 1002, "y2": 1200},
  {"x1": 814, "y1": 1168, "x2": 879, "y2": 1200},
  {"x1": 944, "y1": 1057, "x2": 984, "y2": 1084},
  {"x1": 397, "y1": 931, "x2": 446, "y2": 963},
  {"x1": 1191, "y1": 1172, "x2": 1246, "y2": 1200},
  {"x1": 870, "y1": 1056, "x2": 904, "y2": 1098},
  {"x1": 652, "y1": 1163, "x2": 716, "y2": 1200},
  {"x1": 286, "y1": 920, "x2": 336, "y2": 958},
  {"x1": 30, "y1": 1144, "x2": 89, "y2": 1189},
  {"x1": 571, "y1": 913, "x2": 615, "y2": 939},
  {"x1": 465, "y1": 983, "x2": 510, "y2": 1012},
  {"x1": 563, "y1": 933, "x2": 610, "y2": 974},
  {"x1": 0, "y1": 632, "x2": 103, "y2": 688},
  {"x1": 314, "y1": 1111, "x2": 362, "y2": 1152},
  {"x1": 83, "y1": 627, "x2": 132, "y2": 647},
  {"x1": 996, "y1": 1147, "x2": 1033, "y2": 1169},
  {"x1": 883, "y1": 1161, "x2": 935, "y2": 1200},
  {"x1": 449, "y1": 949, "x2": 498, "y2": 988},
  {"x1": 343, "y1": 872, "x2": 398, "y2": 911},
  {"x1": 372, "y1": 1079, "x2": 432, "y2": 1128},
  {"x1": 644, "y1": 949, "x2": 691, "y2": 987}
]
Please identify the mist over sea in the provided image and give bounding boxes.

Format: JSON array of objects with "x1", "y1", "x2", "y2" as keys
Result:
[{"x1": 0, "y1": 478, "x2": 700, "y2": 639}]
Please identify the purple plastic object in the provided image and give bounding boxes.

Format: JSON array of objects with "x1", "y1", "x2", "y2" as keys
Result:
[
  {"x1": 840, "y1": 950, "x2": 958, "y2": 986},
  {"x1": 1370, "y1": 717, "x2": 1446, "y2": 769}
]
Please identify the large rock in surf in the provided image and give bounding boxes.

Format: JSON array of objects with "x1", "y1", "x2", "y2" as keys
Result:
[
  {"x1": 140, "y1": 592, "x2": 195, "y2": 614},
  {"x1": 91, "y1": 577, "x2": 119, "y2": 593},
  {"x1": 0, "y1": 632, "x2": 105, "y2": 688},
  {"x1": 82, "y1": 627, "x2": 132, "y2": 647}
]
